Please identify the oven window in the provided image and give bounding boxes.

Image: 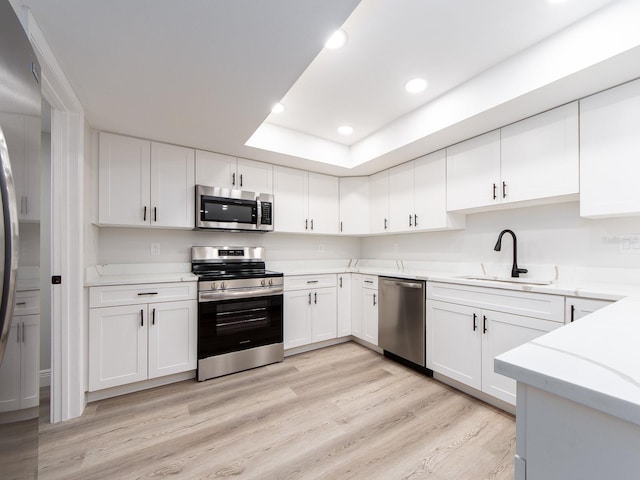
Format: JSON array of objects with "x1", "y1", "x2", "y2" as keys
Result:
[
  {"x1": 198, "y1": 295, "x2": 283, "y2": 358},
  {"x1": 202, "y1": 198, "x2": 256, "y2": 224}
]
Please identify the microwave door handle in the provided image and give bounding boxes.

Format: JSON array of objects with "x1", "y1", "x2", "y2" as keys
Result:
[{"x1": 256, "y1": 199, "x2": 262, "y2": 228}]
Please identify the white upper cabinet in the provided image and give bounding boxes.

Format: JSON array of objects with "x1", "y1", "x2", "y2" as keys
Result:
[
  {"x1": 369, "y1": 170, "x2": 389, "y2": 234},
  {"x1": 0, "y1": 113, "x2": 40, "y2": 222},
  {"x1": 99, "y1": 133, "x2": 195, "y2": 228},
  {"x1": 388, "y1": 161, "x2": 414, "y2": 232},
  {"x1": 273, "y1": 165, "x2": 309, "y2": 233},
  {"x1": 195, "y1": 150, "x2": 273, "y2": 194},
  {"x1": 501, "y1": 101, "x2": 579, "y2": 204},
  {"x1": 150, "y1": 142, "x2": 195, "y2": 228},
  {"x1": 387, "y1": 150, "x2": 465, "y2": 233},
  {"x1": 339, "y1": 177, "x2": 369, "y2": 235},
  {"x1": 273, "y1": 166, "x2": 338, "y2": 234},
  {"x1": 99, "y1": 132, "x2": 151, "y2": 227},
  {"x1": 308, "y1": 172, "x2": 339, "y2": 234},
  {"x1": 580, "y1": 79, "x2": 640, "y2": 218},
  {"x1": 447, "y1": 130, "x2": 501, "y2": 212},
  {"x1": 447, "y1": 103, "x2": 579, "y2": 213}
]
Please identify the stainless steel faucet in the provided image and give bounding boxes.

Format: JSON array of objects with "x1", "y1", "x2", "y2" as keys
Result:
[{"x1": 494, "y1": 229, "x2": 528, "y2": 278}]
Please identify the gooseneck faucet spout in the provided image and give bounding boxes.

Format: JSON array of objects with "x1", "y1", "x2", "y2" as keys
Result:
[{"x1": 494, "y1": 229, "x2": 528, "y2": 278}]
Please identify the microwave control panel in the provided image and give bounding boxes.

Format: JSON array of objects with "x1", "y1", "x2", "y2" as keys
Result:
[{"x1": 261, "y1": 202, "x2": 273, "y2": 225}]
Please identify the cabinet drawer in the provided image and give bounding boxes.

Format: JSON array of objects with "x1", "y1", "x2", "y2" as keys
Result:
[
  {"x1": 427, "y1": 281, "x2": 564, "y2": 322},
  {"x1": 361, "y1": 275, "x2": 378, "y2": 290},
  {"x1": 89, "y1": 282, "x2": 197, "y2": 308},
  {"x1": 14, "y1": 290, "x2": 40, "y2": 315},
  {"x1": 284, "y1": 274, "x2": 337, "y2": 291}
]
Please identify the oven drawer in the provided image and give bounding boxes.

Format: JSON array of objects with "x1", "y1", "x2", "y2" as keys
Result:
[
  {"x1": 90, "y1": 282, "x2": 197, "y2": 308},
  {"x1": 284, "y1": 274, "x2": 337, "y2": 291}
]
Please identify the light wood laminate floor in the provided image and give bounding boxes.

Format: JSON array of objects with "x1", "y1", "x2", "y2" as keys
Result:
[{"x1": 38, "y1": 342, "x2": 515, "y2": 479}]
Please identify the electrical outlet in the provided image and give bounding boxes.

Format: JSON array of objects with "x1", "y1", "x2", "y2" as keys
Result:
[
  {"x1": 318, "y1": 243, "x2": 325, "y2": 253},
  {"x1": 619, "y1": 235, "x2": 640, "y2": 254},
  {"x1": 150, "y1": 243, "x2": 161, "y2": 256},
  {"x1": 393, "y1": 243, "x2": 399, "y2": 253}
]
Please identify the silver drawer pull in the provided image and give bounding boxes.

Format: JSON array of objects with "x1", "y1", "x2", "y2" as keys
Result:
[
  {"x1": 306, "y1": 280, "x2": 319, "y2": 284},
  {"x1": 137, "y1": 292, "x2": 158, "y2": 296},
  {"x1": 364, "y1": 280, "x2": 374, "y2": 284},
  {"x1": 15, "y1": 302, "x2": 27, "y2": 306}
]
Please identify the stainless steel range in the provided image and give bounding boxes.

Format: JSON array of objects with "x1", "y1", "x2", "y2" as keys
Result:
[{"x1": 192, "y1": 246, "x2": 284, "y2": 381}]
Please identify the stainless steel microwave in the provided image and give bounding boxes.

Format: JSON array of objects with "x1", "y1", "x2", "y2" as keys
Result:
[{"x1": 195, "y1": 185, "x2": 274, "y2": 232}]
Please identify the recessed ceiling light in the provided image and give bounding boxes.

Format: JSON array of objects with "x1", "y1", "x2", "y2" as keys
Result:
[
  {"x1": 405, "y1": 78, "x2": 428, "y2": 94},
  {"x1": 271, "y1": 103, "x2": 285, "y2": 114},
  {"x1": 337, "y1": 125, "x2": 354, "y2": 135},
  {"x1": 325, "y1": 29, "x2": 348, "y2": 49}
]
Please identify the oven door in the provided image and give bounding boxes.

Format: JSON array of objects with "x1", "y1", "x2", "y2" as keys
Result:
[{"x1": 198, "y1": 294, "x2": 283, "y2": 359}]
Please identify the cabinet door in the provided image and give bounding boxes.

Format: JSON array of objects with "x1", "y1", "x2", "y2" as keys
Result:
[
  {"x1": 339, "y1": 177, "x2": 369, "y2": 234},
  {"x1": 195, "y1": 150, "x2": 235, "y2": 188},
  {"x1": 369, "y1": 170, "x2": 389, "y2": 234},
  {"x1": 501, "y1": 102, "x2": 579, "y2": 204},
  {"x1": 351, "y1": 275, "x2": 363, "y2": 339},
  {"x1": 150, "y1": 142, "x2": 195, "y2": 228},
  {"x1": 283, "y1": 290, "x2": 312, "y2": 349},
  {"x1": 20, "y1": 315, "x2": 39, "y2": 409},
  {"x1": 565, "y1": 297, "x2": 613, "y2": 324},
  {"x1": 148, "y1": 300, "x2": 197, "y2": 379},
  {"x1": 308, "y1": 172, "x2": 339, "y2": 234},
  {"x1": 273, "y1": 166, "x2": 308, "y2": 233},
  {"x1": 0, "y1": 322, "x2": 21, "y2": 412},
  {"x1": 414, "y1": 149, "x2": 465, "y2": 231},
  {"x1": 388, "y1": 161, "x2": 414, "y2": 232},
  {"x1": 237, "y1": 158, "x2": 273, "y2": 194},
  {"x1": 337, "y1": 274, "x2": 352, "y2": 337},
  {"x1": 481, "y1": 311, "x2": 560, "y2": 405},
  {"x1": 580, "y1": 79, "x2": 640, "y2": 218},
  {"x1": 311, "y1": 288, "x2": 337, "y2": 343},
  {"x1": 426, "y1": 300, "x2": 481, "y2": 390},
  {"x1": 89, "y1": 305, "x2": 148, "y2": 391},
  {"x1": 362, "y1": 289, "x2": 378, "y2": 346},
  {"x1": 446, "y1": 130, "x2": 501, "y2": 211},
  {"x1": 99, "y1": 133, "x2": 151, "y2": 226}
]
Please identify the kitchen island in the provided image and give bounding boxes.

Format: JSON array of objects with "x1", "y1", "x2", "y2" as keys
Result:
[{"x1": 495, "y1": 297, "x2": 640, "y2": 480}]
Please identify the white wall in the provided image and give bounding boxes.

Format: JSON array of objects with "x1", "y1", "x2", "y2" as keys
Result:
[
  {"x1": 361, "y1": 202, "x2": 640, "y2": 270},
  {"x1": 97, "y1": 229, "x2": 360, "y2": 264}
]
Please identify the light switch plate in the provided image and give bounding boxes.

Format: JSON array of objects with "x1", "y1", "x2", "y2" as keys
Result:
[{"x1": 150, "y1": 243, "x2": 161, "y2": 256}]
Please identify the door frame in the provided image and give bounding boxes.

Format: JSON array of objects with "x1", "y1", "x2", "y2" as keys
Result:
[{"x1": 26, "y1": 10, "x2": 85, "y2": 422}]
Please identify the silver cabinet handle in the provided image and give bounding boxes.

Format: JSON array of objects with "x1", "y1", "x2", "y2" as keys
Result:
[
  {"x1": 414, "y1": 214, "x2": 418, "y2": 227},
  {"x1": 373, "y1": 293, "x2": 377, "y2": 306},
  {"x1": 310, "y1": 219, "x2": 314, "y2": 231},
  {"x1": 308, "y1": 292, "x2": 311, "y2": 305},
  {"x1": 314, "y1": 292, "x2": 317, "y2": 304},
  {"x1": 409, "y1": 214, "x2": 413, "y2": 227},
  {"x1": 339, "y1": 277, "x2": 343, "y2": 288}
]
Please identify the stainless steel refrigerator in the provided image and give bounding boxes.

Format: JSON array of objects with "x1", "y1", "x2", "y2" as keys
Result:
[{"x1": 0, "y1": 0, "x2": 41, "y2": 477}]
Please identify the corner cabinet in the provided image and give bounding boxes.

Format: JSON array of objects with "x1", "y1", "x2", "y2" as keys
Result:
[
  {"x1": 273, "y1": 166, "x2": 339, "y2": 234},
  {"x1": 447, "y1": 102, "x2": 579, "y2": 213},
  {"x1": 388, "y1": 150, "x2": 464, "y2": 233},
  {"x1": 339, "y1": 177, "x2": 369, "y2": 235},
  {"x1": 580, "y1": 78, "x2": 640, "y2": 218},
  {"x1": 99, "y1": 132, "x2": 195, "y2": 228},
  {"x1": 88, "y1": 282, "x2": 197, "y2": 391},
  {"x1": 195, "y1": 150, "x2": 273, "y2": 194},
  {"x1": 283, "y1": 274, "x2": 338, "y2": 349},
  {"x1": 426, "y1": 282, "x2": 564, "y2": 405}
]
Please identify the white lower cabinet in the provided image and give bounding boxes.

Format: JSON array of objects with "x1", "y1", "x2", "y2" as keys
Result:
[
  {"x1": 88, "y1": 282, "x2": 197, "y2": 392},
  {"x1": 427, "y1": 282, "x2": 564, "y2": 405},
  {"x1": 283, "y1": 274, "x2": 337, "y2": 349},
  {"x1": 0, "y1": 314, "x2": 40, "y2": 412},
  {"x1": 565, "y1": 297, "x2": 613, "y2": 324},
  {"x1": 337, "y1": 274, "x2": 352, "y2": 337},
  {"x1": 356, "y1": 275, "x2": 378, "y2": 346}
]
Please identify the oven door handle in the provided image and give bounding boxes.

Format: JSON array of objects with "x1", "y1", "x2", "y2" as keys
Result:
[{"x1": 199, "y1": 286, "x2": 283, "y2": 302}]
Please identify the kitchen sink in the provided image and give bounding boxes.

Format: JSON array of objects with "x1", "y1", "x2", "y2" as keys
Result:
[{"x1": 458, "y1": 275, "x2": 553, "y2": 286}]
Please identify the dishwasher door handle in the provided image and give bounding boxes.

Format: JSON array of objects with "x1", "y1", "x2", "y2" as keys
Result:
[{"x1": 383, "y1": 280, "x2": 423, "y2": 289}]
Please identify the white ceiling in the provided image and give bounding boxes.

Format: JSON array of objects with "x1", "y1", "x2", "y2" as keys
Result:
[{"x1": 16, "y1": 0, "x2": 640, "y2": 176}]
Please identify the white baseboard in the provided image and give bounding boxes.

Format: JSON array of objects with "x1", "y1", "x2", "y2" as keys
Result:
[{"x1": 40, "y1": 369, "x2": 51, "y2": 388}]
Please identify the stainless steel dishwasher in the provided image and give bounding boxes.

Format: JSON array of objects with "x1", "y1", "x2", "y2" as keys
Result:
[{"x1": 379, "y1": 276, "x2": 427, "y2": 370}]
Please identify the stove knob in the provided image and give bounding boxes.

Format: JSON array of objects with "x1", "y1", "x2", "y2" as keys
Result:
[
  {"x1": 221, "y1": 282, "x2": 226, "y2": 289},
  {"x1": 211, "y1": 282, "x2": 216, "y2": 290},
  {"x1": 261, "y1": 279, "x2": 266, "y2": 286},
  {"x1": 269, "y1": 279, "x2": 273, "y2": 286}
]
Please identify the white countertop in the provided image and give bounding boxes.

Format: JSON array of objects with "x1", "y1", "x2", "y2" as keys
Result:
[
  {"x1": 85, "y1": 263, "x2": 197, "y2": 286},
  {"x1": 496, "y1": 296, "x2": 640, "y2": 426}
]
